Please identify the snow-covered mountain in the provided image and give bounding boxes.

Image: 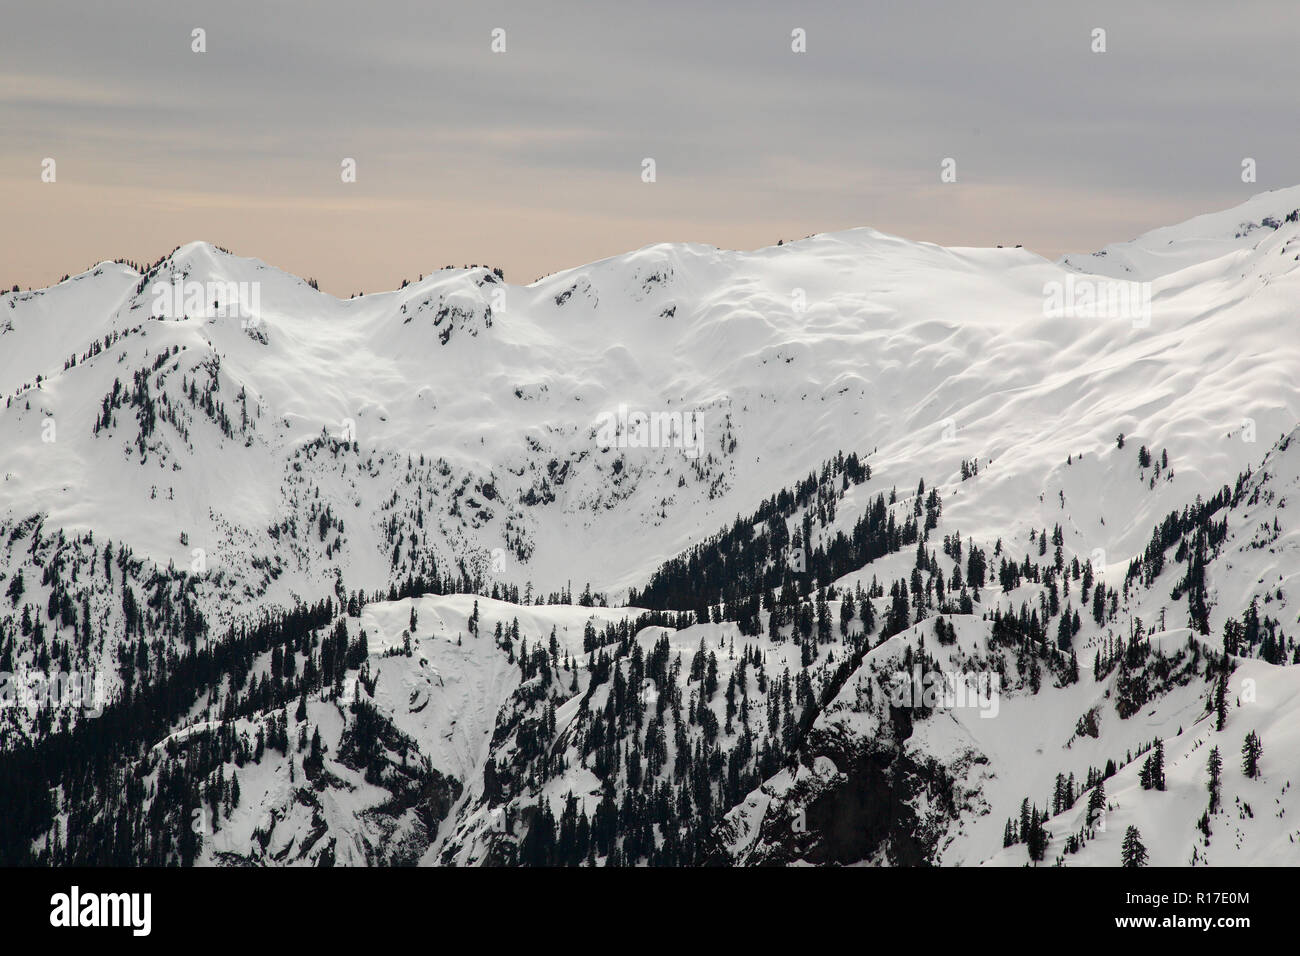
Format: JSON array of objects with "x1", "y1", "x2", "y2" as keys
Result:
[{"x1": 2, "y1": 187, "x2": 1299, "y2": 866}]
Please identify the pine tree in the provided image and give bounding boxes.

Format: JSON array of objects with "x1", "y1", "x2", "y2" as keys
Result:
[
  {"x1": 1214, "y1": 669, "x2": 1228, "y2": 731},
  {"x1": 1087, "y1": 781, "x2": 1106, "y2": 831},
  {"x1": 1206, "y1": 746, "x2": 1222, "y2": 813},
  {"x1": 1241, "y1": 730, "x2": 1262, "y2": 779},
  {"x1": 1121, "y1": 825, "x2": 1148, "y2": 867}
]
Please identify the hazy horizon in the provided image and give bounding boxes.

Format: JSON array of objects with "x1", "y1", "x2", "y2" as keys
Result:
[{"x1": 4, "y1": 0, "x2": 1299, "y2": 295}]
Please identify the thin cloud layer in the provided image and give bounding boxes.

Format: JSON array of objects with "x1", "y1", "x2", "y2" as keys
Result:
[{"x1": 2, "y1": 0, "x2": 1298, "y2": 292}]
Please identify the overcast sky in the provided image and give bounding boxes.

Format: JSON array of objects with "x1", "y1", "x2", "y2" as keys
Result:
[{"x1": 3, "y1": 0, "x2": 1299, "y2": 293}]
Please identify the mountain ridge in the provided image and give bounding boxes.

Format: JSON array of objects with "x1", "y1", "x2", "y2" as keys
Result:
[{"x1": 3, "y1": 188, "x2": 1299, "y2": 867}]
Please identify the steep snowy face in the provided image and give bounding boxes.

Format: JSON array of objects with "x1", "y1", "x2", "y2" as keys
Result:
[
  {"x1": 3, "y1": 188, "x2": 1300, "y2": 615},
  {"x1": 1060, "y1": 184, "x2": 1300, "y2": 280},
  {"x1": 185, "y1": 429, "x2": 1300, "y2": 869}
]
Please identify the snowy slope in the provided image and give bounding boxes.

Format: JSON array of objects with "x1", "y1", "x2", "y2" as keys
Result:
[
  {"x1": 4, "y1": 187, "x2": 1299, "y2": 611},
  {"x1": 4, "y1": 187, "x2": 1300, "y2": 866},
  {"x1": 1060, "y1": 185, "x2": 1300, "y2": 280}
]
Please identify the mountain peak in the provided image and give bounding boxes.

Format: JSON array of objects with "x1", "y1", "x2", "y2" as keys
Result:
[{"x1": 1061, "y1": 185, "x2": 1300, "y2": 280}]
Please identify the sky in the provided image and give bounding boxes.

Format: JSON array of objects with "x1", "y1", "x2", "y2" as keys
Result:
[{"x1": 3, "y1": 0, "x2": 1299, "y2": 294}]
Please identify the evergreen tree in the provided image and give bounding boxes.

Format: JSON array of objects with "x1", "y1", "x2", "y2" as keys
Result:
[
  {"x1": 1206, "y1": 746, "x2": 1222, "y2": 814},
  {"x1": 1121, "y1": 825, "x2": 1148, "y2": 867},
  {"x1": 1241, "y1": 730, "x2": 1262, "y2": 779},
  {"x1": 1086, "y1": 781, "x2": 1106, "y2": 831},
  {"x1": 1214, "y1": 669, "x2": 1228, "y2": 732}
]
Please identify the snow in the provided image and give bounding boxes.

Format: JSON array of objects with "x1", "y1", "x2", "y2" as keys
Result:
[
  {"x1": 4, "y1": 187, "x2": 1300, "y2": 866},
  {"x1": 4, "y1": 188, "x2": 1297, "y2": 607}
]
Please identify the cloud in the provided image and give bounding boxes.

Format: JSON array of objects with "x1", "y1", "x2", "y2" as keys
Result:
[{"x1": 2, "y1": 0, "x2": 1297, "y2": 291}]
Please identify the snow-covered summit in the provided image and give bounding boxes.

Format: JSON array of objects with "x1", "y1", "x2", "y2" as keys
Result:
[
  {"x1": 1060, "y1": 185, "x2": 1300, "y2": 281},
  {"x1": 3, "y1": 189, "x2": 1300, "y2": 867}
]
